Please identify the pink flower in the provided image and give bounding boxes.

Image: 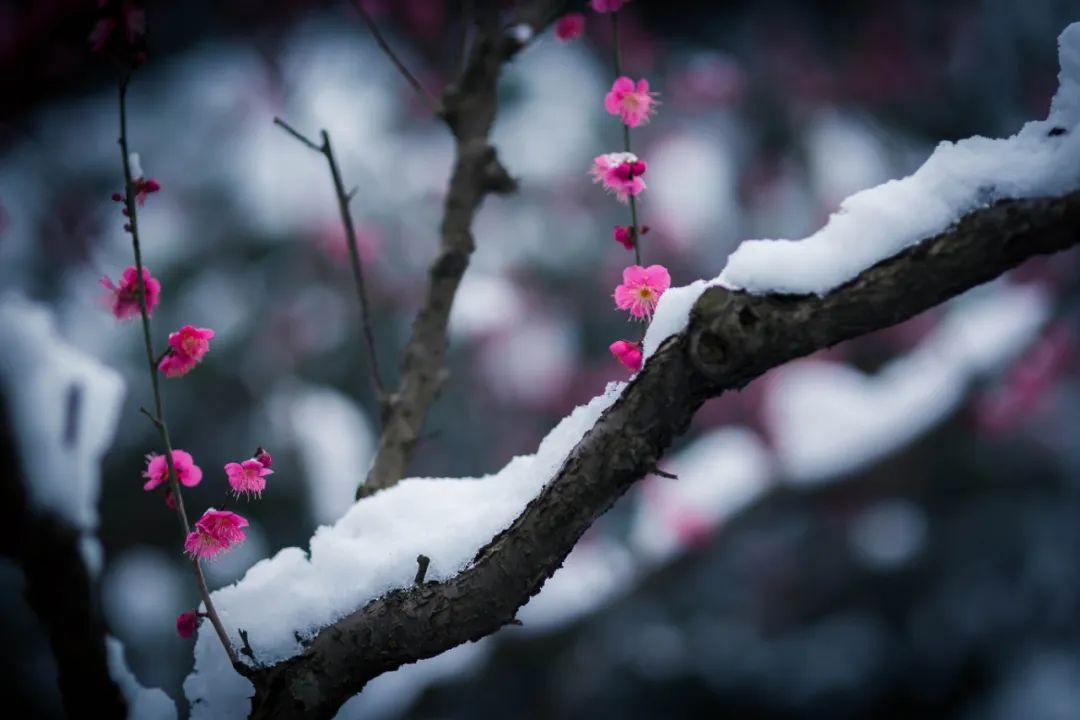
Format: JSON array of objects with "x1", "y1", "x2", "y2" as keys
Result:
[
  {"x1": 133, "y1": 177, "x2": 161, "y2": 205},
  {"x1": 604, "y1": 77, "x2": 658, "y2": 128},
  {"x1": 183, "y1": 509, "x2": 248, "y2": 559},
  {"x1": 555, "y1": 13, "x2": 586, "y2": 41},
  {"x1": 591, "y1": 0, "x2": 628, "y2": 12},
  {"x1": 590, "y1": 152, "x2": 647, "y2": 203},
  {"x1": 254, "y1": 447, "x2": 273, "y2": 468},
  {"x1": 100, "y1": 265, "x2": 161, "y2": 320},
  {"x1": 225, "y1": 458, "x2": 273, "y2": 498},
  {"x1": 142, "y1": 449, "x2": 203, "y2": 491},
  {"x1": 176, "y1": 611, "x2": 200, "y2": 639},
  {"x1": 610, "y1": 340, "x2": 643, "y2": 372},
  {"x1": 613, "y1": 225, "x2": 635, "y2": 250},
  {"x1": 614, "y1": 264, "x2": 670, "y2": 319},
  {"x1": 159, "y1": 325, "x2": 215, "y2": 378}
]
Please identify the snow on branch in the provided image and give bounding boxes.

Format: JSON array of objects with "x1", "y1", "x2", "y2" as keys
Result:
[{"x1": 184, "y1": 21, "x2": 1080, "y2": 720}]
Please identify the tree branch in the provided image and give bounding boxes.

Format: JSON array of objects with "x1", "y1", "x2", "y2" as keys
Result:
[
  {"x1": 272, "y1": 117, "x2": 388, "y2": 406},
  {"x1": 360, "y1": 0, "x2": 567, "y2": 496},
  {"x1": 246, "y1": 191, "x2": 1080, "y2": 718},
  {"x1": 348, "y1": 0, "x2": 441, "y2": 114}
]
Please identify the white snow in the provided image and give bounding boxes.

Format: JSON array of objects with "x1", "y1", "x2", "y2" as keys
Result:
[
  {"x1": 0, "y1": 295, "x2": 125, "y2": 533},
  {"x1": 184, "y1": 381, "x2": 626, "y2": 718},
  {"x1": 641, "y1": 22, "x2": 1080, "y2": 355},
  {"x1": 106, "y1": 638, "x2": 178, "y2": 720},
  {"x1": 765, "y1": 282, "x2": 1049, "y2": 484},
  {"x1": 271, "y1": 385, "x2": 376, "y2": 525}
]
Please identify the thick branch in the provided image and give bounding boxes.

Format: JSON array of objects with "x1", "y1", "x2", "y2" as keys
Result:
[
  {"x1": 248, "y1": 191, "x2": 1080, "y2": 719},
  {"x1": 361, "y1": 0, "x2": 566, "y2": 495}
]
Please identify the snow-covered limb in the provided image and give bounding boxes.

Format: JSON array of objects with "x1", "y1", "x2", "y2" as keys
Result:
[
  {"x1": 361, "y1": 0, "x2": 567, "y2": 496},
  {"x1": 233, "y1": 190, "x2": 1080, "y2": 719},
  {"x1": 183, "y1": 23, "x2": 1080, "y2": 718}
]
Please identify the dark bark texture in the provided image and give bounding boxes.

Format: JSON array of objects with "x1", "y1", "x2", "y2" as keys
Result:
[
  {"x1": 246, "y1": 191, "x2": 1080, "y2": 719},
  {"x1": 0, "y1": 391, "x2": 127, "y2": 719},
  {"x1": 362, "y1": 0, "x2": 567, "y2": 495}
]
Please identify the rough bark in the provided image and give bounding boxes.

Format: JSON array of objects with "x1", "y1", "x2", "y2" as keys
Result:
[
  {"x1": 0, "y1": 391, "x2": 127, "y2": 719},
  {"x1": 362, "y1": 0, "x2": 567, "y2": 496},
  {"x1": 245, "y1": 190, "x2": 1080, "y2": 719}
]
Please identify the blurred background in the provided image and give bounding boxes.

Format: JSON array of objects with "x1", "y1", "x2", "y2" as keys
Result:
[{"x1": 2, "y1": 0, "x2": 1080, "y2": 718}]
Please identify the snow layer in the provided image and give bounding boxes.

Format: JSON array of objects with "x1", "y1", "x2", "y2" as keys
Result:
[
  {"x1": 184, "y1": 381, "x2": 626, "y2": 717},
  {"x1": 642, "y1": 23, "x2": 1080, "y2": 356},
  {"x1": 273, "y1": 385, "x2": 375, "y2": 525},
  {"x1": 106, "y1": 638, "x2": 178, "y2": 720},
  {"x1": 0, "y1": 295, "x2": 125, "y2": 534},
  {"x1": 765, "y1": 282, "x2": 1049, "y2": 484},
  {"x1": 0, "y1": 297, "x2": 177, "y2": 719}
]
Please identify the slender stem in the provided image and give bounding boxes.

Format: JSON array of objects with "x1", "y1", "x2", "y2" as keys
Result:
[
  {"x1": 611, "y1": 12, "x2": 642, "y2": 266},
  {"x1": 273, "y1": 117, "x2": 387, "y2": 409},
  {"x1": 348, "y1": 0, "x2": 441, "y2": 114},
  {"x1": 321, "y1": 129, "x2": 387, "y2": 404},
  {"x1": 117, "y1": 78, "x2": 240, "y2": 668}
]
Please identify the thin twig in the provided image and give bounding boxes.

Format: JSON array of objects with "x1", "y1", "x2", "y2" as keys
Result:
[
  {"x1": 611, "y1": 11, "x2": 642, "y2": 266},
  {"x1": 271, "y1": 117, "x2": 321, "y2": 151},
  {"x1": 348, "y1": 0, "x2": 441, "y2": 114},
  {"x1": 273, "y1": 117, "x2": 387, "y2": 407},
  {"x1": 138, "y1": 406, "x2": 162, "y2": 428},
  {"x1": 117, "y1": 78, "x2": 240, "y2": 669}
]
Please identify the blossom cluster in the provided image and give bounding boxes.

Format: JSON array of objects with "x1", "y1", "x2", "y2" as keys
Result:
[
  {"x1": 101, "y1": 152, "x2": 277, "y2": 641},
  {"x1": 557, "y1": 0, "x2": 670, "y2": 373}
]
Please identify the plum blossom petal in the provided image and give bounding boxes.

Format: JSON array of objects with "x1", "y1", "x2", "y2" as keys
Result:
[
  {"x1": 604, "y1": 76, "x2": 658, "y2": 127},
  {"x1": 184, "y1": 509, "x2": 248, "y2": 559},
  {"x1": 100, "y1": 265, "x2": 160, "y2": 320},
  {"x1": 159, "y1": 325, "x2": 215, "y2": 378},
  {"x1": 555, "y1": 13, "x2": 586, "y2": 41},
  {"x1": 609, "y1": 340, "x2": 643, "y2": 371},
  {"x1": 613, "y1": 264, "x2": 670, "y2": 319},
  {"x1": 590, "y1": 152, "x2": 647, "y2": 203},
  {"x1": 142, "y1": 449, "x2": 202, "y2": 491},
  {"x1": 176, "y1": 611, "x2": 200, "y2": 639},
  {"x1": 225, "y1": 458, "x2": 273, "y2": 498}
]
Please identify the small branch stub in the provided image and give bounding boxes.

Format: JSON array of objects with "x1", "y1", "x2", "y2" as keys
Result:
[{"x1": 414, "y1": 554, "x2": 431, "y2": 585}]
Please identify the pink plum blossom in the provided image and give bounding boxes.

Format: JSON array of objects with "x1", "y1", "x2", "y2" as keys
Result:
[
  {"x1": 591, "y1": 0, "x2": 628, "y2": 12},
  {"x1": 176, "y1": 611, "x2": 200, "y2": 639},
  {"x1": 613, "y1": 225, "x2": 635, "y2": 250},
  {"x1": 159, "y1": 325, "x2": 215, "y2": 378},
  {"x1": 614, "y1": 264, "x2": 670, "y2": 319},
  {"x1": 555, "y1": 13, "x2": 586, "y2": 41},
  {"x1": 609, "y1": 340, "x2": 643, "y2": 372},
  {"x1": 133, "y1": 176, "x2": 161, "y2": 205},
  {"x1": 183, "y1": 509, "x2": 248, "y2": 559},
  {"x1": 100, "y1": 265, "x2": 160, "y2": 320},
  {"x1": 225, "y1": 458, "x2": 273, "y2": 498},
  {"x1": 590, "y1": 152, "x2": 647, "y2": 203},
  {"x1": 254, "y1": 446, "x2": 273, "y2": 468},
  {"x1": 143, "y1": 449, "x2": 203, "y2": 491},
  {"x1": 604, "y1": 77, "x2": 658, "y2": 127}
]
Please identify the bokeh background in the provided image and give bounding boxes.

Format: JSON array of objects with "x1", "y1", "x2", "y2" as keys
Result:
[{"x1": 2, "y1": 1, "x2": 1080, "y2": 718}]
